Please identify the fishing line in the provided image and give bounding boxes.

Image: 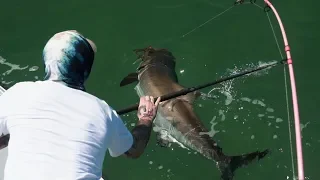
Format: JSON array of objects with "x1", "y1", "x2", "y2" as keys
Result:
[
  {"x1": 225, "y1": 1, "x2": 297, "y2": 178},
  {"x1": 180, "y1": 5, "x2": 234, "y2": 38},
  {"x1": 180, "y1": 5, "x2": 235, "y2": 38},
  {"x1": 243, "y1": 1, "x2": 296, "y2": 178},
  {"x1": 265, "y1": 7, "x2": 296, "y2": 179},
  {"x1": 239, "y1": 1, "x2": 300, "y2": 178},
  {"x1": 181, "y1": 1, "x2": 260, "y2": 38},
  {"x1": 183, "y1": 1, "x2": 297, "y2": 177}
]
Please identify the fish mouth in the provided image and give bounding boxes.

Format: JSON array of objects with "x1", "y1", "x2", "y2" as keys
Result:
[{"x1": 133, "y1": 46, "x2": 176, "y2": 72}]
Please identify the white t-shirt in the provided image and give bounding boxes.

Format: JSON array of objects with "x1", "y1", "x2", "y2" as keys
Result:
[{"x1": 0, "y1": 81, "x2": 133, "y2": 180}]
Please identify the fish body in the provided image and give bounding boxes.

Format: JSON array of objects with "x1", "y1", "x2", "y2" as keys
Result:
[{"x1": 120, "y1": 47, "x2": 269, "y2": 180}]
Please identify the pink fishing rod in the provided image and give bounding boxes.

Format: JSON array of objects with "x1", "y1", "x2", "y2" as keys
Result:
[{"x1": 263, "y1": 0, "x2": 304, "y2": 179}]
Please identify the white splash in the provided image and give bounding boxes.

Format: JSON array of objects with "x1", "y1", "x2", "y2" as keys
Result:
[
  {"x1": 300, "y1": 122, "x2": 310, "y2": 131},
  {"x1": 266, "y1": 107, "x2": 275, "y2": 112},
  {"x1": 28, "y1": 66, "x2": 39, "y2": 72},
  {"x1": 0, "y1": 56, "x2": 28, "y2": 75},
  {"x1": 252, "y1": 99, "x2": 266, "y2": 107},
  {"x1": 199, "y1": 116, "x2": 220, "y2": 137},
  {"x1": 251, "y1": 135, "x2": 255, "y2": 139},
  {"x1": 219, "y1": 110, "x2": 226, "y2": 121},
  {"x1": 240, "y1": 97, "x2": 251, "y2": 102},
  {"x1": 223, "y1": 91, "x2": 233, "y2": 105},
  {"x1": 153, "y1": 126, "x2": 189, "y2": 150},
  {"x1": 276, "y1": 118, "x2": 283, "y2": 123}
]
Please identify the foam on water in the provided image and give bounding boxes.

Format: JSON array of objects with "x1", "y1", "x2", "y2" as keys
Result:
[
  {"x1": 252, "y1": 99, "x2": 266, "y2": 107},
  {"x1": 300, "y1": 122, "x2": 310, "y2": 131},
  {"x1": 147, "y1": 159, "x2": 174, "y2": 179},
  {"x1": 276, "y1": 118, "x2": 283, "y2": 123},
  {"x1": 198, "y1": 60, "x2": 290, "y2": 144},
  {"x1": 218, "y1": 110, "x2": 226, "y2": 121},
  {"x1": 0, "y1": 56, "x2": 28, "y2": 76},
  {"x1": 240, "y1": 97, "x2": 251, "y2": 102},
  {"x1": 199, "y1": 116, "x2": 220, "y2": 137},
  {"x1": 266, "y1": 107, "x2": 275, "y2": 112},
  {"x1": 223, "y1": 91, "x2": 233, "y2": 105},
  {"x1": 0, "y1": 55, "x2": 40, "y2": 86},
  {"x1": 28, "y1": 66, "x2": 39, "y2": 72}
]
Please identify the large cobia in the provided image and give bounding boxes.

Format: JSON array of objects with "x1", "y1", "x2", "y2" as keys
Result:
[{"x1": 120, "y1": 46, "x2": 270, "y2": 180}]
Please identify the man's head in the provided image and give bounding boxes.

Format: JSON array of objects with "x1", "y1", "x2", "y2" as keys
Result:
[{"x1": 42, "y1": 30, "x2": 97, "y2": 91}]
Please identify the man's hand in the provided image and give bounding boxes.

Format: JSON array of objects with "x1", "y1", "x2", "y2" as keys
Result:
[
  {"x1": 137, "y1": 96, "x2": 161, "y2": 122},
  {"x1": 123, "y1": 96, "x2": 160, "y2": 159}
]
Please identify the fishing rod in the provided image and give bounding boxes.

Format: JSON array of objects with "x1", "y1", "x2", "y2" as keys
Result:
[
  {"x1": 0, "y1": 59, "x2": 286, "y2": 116},
  {"x1": 262, "y1": 0, "x2": 304, "y2": 179},
  {"x1": 116, "y1": 59, "x2": 287, "y2": 115}
]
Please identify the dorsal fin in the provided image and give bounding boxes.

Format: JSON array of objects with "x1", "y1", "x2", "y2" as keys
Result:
[{"x1": 119, "y1": 72, "x2": 139, "y2": 87}]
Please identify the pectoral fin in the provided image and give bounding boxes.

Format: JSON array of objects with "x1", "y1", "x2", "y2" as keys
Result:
[{"x1": 120, "y1": 72, "x2": 139, "y2": 87}]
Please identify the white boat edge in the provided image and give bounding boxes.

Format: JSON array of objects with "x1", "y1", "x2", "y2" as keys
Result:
[{"x1": 0, "y1": 86, "x2": 7, "y2": 180}]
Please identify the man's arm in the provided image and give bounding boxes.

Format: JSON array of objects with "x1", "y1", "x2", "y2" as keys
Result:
[
  {"x1": 122, "y1": 96, "x2": 160, "y2": 159},
  {"x1": 123, "y1": 119, "x2": 152, "y2": 159}
]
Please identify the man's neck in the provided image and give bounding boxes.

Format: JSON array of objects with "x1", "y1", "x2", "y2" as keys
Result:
[{"x1": 48, "y1": 80, "x2": 86, "y2": 92}]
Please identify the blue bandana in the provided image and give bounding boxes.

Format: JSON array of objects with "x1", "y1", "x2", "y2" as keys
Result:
[{"x1": 42, "y1": 31, "x2": 95, "y2": 91}]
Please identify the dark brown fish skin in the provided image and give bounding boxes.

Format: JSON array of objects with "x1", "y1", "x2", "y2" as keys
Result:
[
  {"x1": 137, "y1": 51, "x2": 226, "y2": 162},
  {"x1": 120, "y1": 46, "x2": 270, "y2": 180}
]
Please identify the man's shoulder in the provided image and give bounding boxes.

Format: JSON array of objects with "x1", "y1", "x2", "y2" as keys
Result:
[
  {"x1": 10, "y1": 81, "x2": 35, "y2": 88},
  {"x1": 98, "y1": 100, "x2": 114, "y2": 115},
  {"x1": 0, "y1": 81, "x2": 36, "y2": 108},
  {"x1": 1, "y1": 81, "x2": 35, "y2": 93}
]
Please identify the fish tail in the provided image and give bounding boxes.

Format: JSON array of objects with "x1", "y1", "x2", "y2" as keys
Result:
[{"x1": 218, "y1": 149, "x2": 270, "y2": 180}]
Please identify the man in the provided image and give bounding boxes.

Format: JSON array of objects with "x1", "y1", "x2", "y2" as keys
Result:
[{"x1": 0, "y1": 30, "x2": 160, "y2": 180}]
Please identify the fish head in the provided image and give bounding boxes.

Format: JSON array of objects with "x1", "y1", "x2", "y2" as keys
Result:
[
  {"x1": 134, "y1": 46, "x2": 176, "y2": 73},
  {"x1": 119, "y1": 46, "x2": 177, "y2": 87}
]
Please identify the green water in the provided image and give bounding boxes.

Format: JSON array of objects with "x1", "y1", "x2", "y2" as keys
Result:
[{"x1": 0, "y1": 0, "x2": 318, "y2": 179}]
